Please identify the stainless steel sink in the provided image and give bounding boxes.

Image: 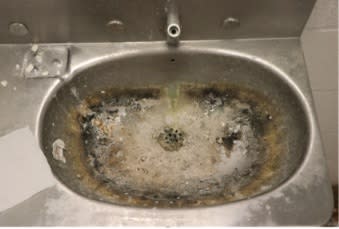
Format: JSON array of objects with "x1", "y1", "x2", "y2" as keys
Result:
[
  {"x1": 0, "y1": 0, "x2": 334, "y2": 226},
  {"x1": 0, "y1": 39, "x2": 332, "y2": 225},
  {"x1": 39, "y1": 46, "x2": 310, "y2": 208}
]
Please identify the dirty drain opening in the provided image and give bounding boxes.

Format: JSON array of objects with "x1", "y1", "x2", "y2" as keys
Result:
[{"x1": 157, "y1": 127, "x2": 185, "y2": 151}]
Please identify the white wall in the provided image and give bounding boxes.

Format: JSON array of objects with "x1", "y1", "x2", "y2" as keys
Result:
[{"x1": 301, "y1": 0, "x2": 338, "y2": 184}]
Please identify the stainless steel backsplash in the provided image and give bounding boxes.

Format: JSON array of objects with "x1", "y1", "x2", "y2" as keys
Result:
[{"x1": 0, "y1": 0, "x2": 316, "y2": 43}]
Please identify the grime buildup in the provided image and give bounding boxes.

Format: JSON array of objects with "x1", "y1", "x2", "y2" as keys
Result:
[{"x1": 73, "y1": 83, "x2": 279, "y2": 207}]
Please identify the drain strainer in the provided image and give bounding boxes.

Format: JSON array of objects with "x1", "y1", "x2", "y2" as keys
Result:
[{"x1": 157, "y1": 127, "x2": 185, "y2": 151}]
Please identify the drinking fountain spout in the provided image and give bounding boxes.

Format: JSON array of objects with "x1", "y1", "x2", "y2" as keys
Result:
[{"x1": 166, "y1": 0, "x2": 181, "y2": 46}]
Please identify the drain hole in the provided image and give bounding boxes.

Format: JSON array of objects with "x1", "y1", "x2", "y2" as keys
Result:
[{"x1": 158, "y1": 127, "x2": 185, "y2": 151}]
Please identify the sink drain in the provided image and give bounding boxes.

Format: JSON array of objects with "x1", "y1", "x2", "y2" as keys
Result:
[{"x1": 157, "y1": 127, "x2": 185, "y2": 151}]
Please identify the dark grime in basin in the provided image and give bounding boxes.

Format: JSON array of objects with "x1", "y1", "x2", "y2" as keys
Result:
[{"x1": 41, "y1": 82, "x2": 291, "y2": 207}]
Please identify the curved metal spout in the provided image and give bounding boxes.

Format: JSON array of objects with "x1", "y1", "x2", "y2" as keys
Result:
[{"x1": 166, "y1": 0, "x2": 181, "y2": 46}]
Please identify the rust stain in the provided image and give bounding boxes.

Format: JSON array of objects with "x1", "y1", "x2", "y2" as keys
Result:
[{"x1": 44, "y1": 82, "x2": 289, "y2": 208}]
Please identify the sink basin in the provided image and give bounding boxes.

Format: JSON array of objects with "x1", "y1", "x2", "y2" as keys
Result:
[{"x1": 39, "y1": 47, "x2": 310, "y2": 208}]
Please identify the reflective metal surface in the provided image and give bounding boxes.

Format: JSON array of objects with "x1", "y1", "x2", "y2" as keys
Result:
[
  {"x1": 0, "y1": 0, "x2": 316, "y2": 43},
  {"x1": 166, "y1": 0, "x2": 181, "y2": 45},
  {"x1": 39, "y1": 45, "x2": 309, "y2": 208},
  {"x1": 0, "y1": 39, "x2": 333, "y2": 225}
]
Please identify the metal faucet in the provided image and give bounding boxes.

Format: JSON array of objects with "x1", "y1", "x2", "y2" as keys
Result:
[{"x1": 165, "y1": 0, "x2": 181, "y2": 46}]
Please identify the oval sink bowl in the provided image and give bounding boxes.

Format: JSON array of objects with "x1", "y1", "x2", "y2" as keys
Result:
[{"x1": 39, "y1": 49, "x2": 310, "y2": 208}]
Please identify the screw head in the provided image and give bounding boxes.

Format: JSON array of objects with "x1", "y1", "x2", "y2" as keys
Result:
[
  {"x1": 223, "y1": 17, "x2": 240, "y2": 29},
  {"x1": 9, "y1": 22, "x2": 29, "y2": 36},
  {"x1": 106, "y1": 19, "x2": 124, "y2": 31}
]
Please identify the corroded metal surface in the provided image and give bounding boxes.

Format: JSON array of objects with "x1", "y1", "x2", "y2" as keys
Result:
[{"x1": 50, "y1": 83, "x2": 284, "y2": 207}]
